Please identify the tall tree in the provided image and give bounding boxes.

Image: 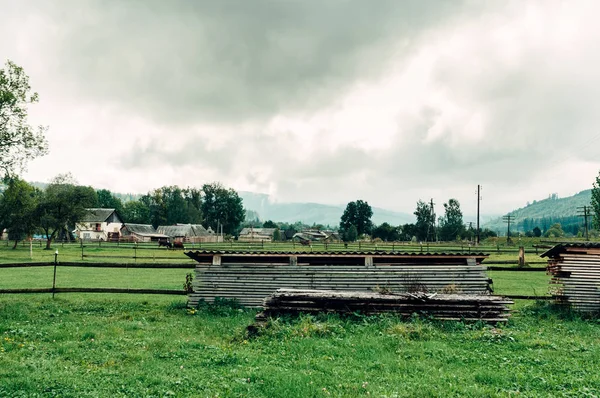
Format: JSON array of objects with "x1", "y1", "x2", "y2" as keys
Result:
[
  {"x1": 372, "y1": 222, "x2": 400, "y2": 241},
  {"x1": 201, "y1": 182, "x2": 245, "y2": 235},
  {"x1": 0, "y1": 178, "x2": 40, "y2": 248},
  {"x1": 35, "y1": 174, "x2": 97, "y2": 249},
  {"x1": 0, "y1": 60, "x2": 48, "y2": 177},
  {"x1": 339, "y1": 200, "x2": 373, "y2": 237},
  {"x1": 592, "y1": 171, "x2": 600, "y2": 228},
  {"x1": 121, "y1": 200, "x2": 151, "y2": 224},
  {"x1": 414, "y1": 200, "x2": 435, "y2": 241},
  {"x1": 96, "y1": 189, "x2": 124, "y2": 214},
  {"x1": 438, "y1": 198, "x2": 466, "y2": 241}
]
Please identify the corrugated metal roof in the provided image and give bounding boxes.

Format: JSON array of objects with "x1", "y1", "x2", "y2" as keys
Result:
[
  {"x1": 541, "y1": 242, "x2": 600, "y2": 258},
  {"x1": 185, "y1": 250, "x2": 488, "y2": 257},
  {"x1": 81, "y1": 208, "x2": 117, "y2": 223},
  {"x1": 158, "y1": 224, "x2": 213, "y2": 237},
  {"x1": 122, "y1": 223, "x2": 169, "y2": 237}
]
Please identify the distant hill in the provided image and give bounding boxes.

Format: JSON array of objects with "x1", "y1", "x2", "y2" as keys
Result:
[
  {"x1": 483, "y1": 190, "x2": 592, "y2": 235},
  {"x1": 239, "y1": 191, "x2": 413, "y2": 227}
]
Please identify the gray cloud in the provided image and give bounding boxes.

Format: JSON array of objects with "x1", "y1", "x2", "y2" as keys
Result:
[{"x1": 40, "y1": 0, "x2": 475, "y2": 124}]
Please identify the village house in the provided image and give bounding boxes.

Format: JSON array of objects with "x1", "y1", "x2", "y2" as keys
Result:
[
  {"x1": 120, "y1": 223, "x2": 170, "y2": 243},
  {"x1": 75, "y1": 208, "x2": 123, "y2": 241},
  {"x1": 238, "y1": 227, "x2": 277, "y2": 242},
  {"x1": 156, "y1": 223, "x2": 220, "y2": 243}
]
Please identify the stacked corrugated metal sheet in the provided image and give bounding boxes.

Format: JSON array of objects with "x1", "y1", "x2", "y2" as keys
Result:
[
  {"x1": 256, "y1": 289, "x2": 513, "y2": 323},
  {"x1": 542, "y1": 243, "x2": 600, "y2": 312},
  {"x1": 185, "y1": 251, "x2": 491, "y2": 308}
]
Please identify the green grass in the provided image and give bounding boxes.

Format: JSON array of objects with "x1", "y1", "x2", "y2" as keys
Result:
[{"x1": 0, "y1": 297, "x2": 598, "y2": 397}]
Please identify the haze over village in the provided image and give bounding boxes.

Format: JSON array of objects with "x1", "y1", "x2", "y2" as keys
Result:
[{"x1": 3, "y1": 0, "x2": 600, "y2": 219}]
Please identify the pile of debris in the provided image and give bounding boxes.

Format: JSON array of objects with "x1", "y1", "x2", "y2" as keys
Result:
[{"x1": 255, "y1": 289, "x2": 513, "y2": 324}]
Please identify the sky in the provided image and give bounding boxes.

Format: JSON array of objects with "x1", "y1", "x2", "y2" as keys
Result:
[{"x1": 2, "y1": 0, "x2": 600, "y2": 218}]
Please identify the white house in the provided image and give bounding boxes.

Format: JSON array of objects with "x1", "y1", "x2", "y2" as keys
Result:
[{"x1": 76, "y1": 208, "x2": 123, "y2": 241}]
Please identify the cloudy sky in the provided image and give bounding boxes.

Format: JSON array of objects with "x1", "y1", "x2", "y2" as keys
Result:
[{"x1": 2, "y1": 0, "x2": 600, "y2": 218}]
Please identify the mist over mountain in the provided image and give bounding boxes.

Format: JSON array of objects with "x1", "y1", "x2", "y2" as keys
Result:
[{"x1": 239, "y1": 191, "x2": 413, "y2": 227}]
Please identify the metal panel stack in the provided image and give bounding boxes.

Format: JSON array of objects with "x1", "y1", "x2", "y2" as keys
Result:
[
  {"x1": 185, "y1": 251, "x2": 491, "y2": 308},
  {"x1": 542, "y1": 243, "x2": 600, "y2": 312}
]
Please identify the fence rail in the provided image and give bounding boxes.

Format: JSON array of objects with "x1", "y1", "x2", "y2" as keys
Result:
[
  {"x1": 4, "y1": 238, "x2": 538, "y2": 254},
  {"x1": 0, "y1": 287, "x2": 186, "y2": 295}
]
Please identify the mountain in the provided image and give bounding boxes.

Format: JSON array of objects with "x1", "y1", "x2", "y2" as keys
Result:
[
  {"x1": 239, "y1": 191, "x2": 413, "y2": 227},
  {"x1": 483, "y1": 190, "x2": 592, "y2": 234}
]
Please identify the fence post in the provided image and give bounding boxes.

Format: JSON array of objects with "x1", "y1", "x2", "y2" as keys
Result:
[
  {"x1": 81, "y1": 244, "x2": 84, "y2": 261},
  {"x1": 52, "y1": 250, "x2": 58, "y2": 299}
]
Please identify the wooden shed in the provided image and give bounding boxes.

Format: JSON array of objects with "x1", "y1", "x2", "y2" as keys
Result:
[
  {"x1": 185, "y1": 250, "x2": 491, "y2": 307},
  {"x1": 542, "y1": 243, "x2": 600, "y2": 312}
]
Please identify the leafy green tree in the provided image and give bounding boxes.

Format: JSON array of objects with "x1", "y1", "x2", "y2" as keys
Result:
[
  {"x1": 201, "y1": 182, "x2": 245, "y2": 236},
  {"x1": 414, "y1": 200, "x2": 435, "y2": 241},
  {"x1": 263, "y1": 220, "x2": 277, "y2": 228},
  {"x1": 0, "y1": 60, "x2": 48, "y2": 177},
  {"x1": 35, "y1": 174, "x2": 97, "y2": 249},
  {"x1": 121, "y1": 200, "x2": 151, "y2": 224},
  {"x1": 592, "y1": 171, "x2": 600, "y2": 228},
  {"x1": 400, "y1": 223, "x2": 417, "y2": 241},
  {"x1": 532, "y1": 226, "x2": 542, "y2": 237},
  {"x1": 273, "y1": 228, "x2": 281, "y2": 241},
  {"x1": 544, "y1": 223, "x2": 565, "y2": 238},
  {"x1": 342, "y1": 224, "x2": 358, "y2": 242},
  {"x1": 372, "y1": 222, "x2": 400, "y2": 241},
  {"x1": 96, "y1": 189, "x2": 124, "y2": 214},
  {"x1": 0, "y1": 178, "x2": 40, "y2": 248},
  {"x1": 438, "y1": 198, "x2": 466, "y2": 241},
  {"x1": 340, "y1": 200, "x2": 373, "y2": 238}
]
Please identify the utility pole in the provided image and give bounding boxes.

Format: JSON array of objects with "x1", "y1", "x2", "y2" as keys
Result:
[
  {"x1": 429, "y1": 198, "x2": 436, "y2": 242},
  {"x1": 476, "y1": 185, "x2": 481, "y2": 246},
  {"x1": 577, "y1": 206, "x2": 590, "y2": 241},
  {"x1": 502, "y1": 214, "x2": 514, "y2": 244}
]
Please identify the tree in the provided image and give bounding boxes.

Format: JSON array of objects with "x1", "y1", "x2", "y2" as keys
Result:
[
  {"x1": 372, "y1": 222, "x2": 400, "y2": 241},
  {"x1": 0, "y1": 178, "x2": 40, "y2": 248},
  {"x1": 263, "y1": 220, "x2": 277, "y2": 228},
  {"x1": 121, "y1": 200, "x2": 151, "y2": 224},
  {"x1": 532, "y1": 226, "x2": 542, "y2": 237},
  {"x1": 592, "y1": 171, "x2": 600, "y2": 229},
  {"x1": 0, "y1": 60, "x2": 48, "y2": 177},
  {"x1": 273, "y1": 228, "x2": 281, "y2": 241},
  {"x1": 201, "y1": 182, "x2": 245, "y2": 236},
  {"x1": 414, "y1": 200, "x2": 435, "y2": 241},
  {"x1": 438, "y1": 198, "x2": 466, "y2": 241},
  {"x1": 544, "y1": 223, "x2": 565, "y2": 238},
  {"x1": 339, "y1": 200, "x2": 373, "y2": 238},
  {"x1": 96, "y1": 189, "x2": 124, "y2": 214},
  {"x1": 342, "y1": 225, "x2": 358, "y2": 242},
  {"x1": 35, "y1": 174, "x2": 97, "y2": 249}
]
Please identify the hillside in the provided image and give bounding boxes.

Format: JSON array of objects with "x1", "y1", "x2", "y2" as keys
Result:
[
  {"x1": 483, "y1": 190, "x2": 592, "y2": 234},
  {"x1": 239, "y1": 191, "x2": 413, "y2": 227}
]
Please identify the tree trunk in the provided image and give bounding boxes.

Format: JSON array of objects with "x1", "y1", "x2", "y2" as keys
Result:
[
  {"x1": 45, "y1": 238, "x2": 52, "y2": 250},
  {"x1": 12, "y1": 240, "x2": 19, "y2": 249}
]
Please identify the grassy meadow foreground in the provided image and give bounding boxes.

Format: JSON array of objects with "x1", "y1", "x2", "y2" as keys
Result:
[
  {"x1": 0, "y1": 240, "x2": 595, "y2": 396},
  {"x1": 0, "y1": 296, "x2": 599, "y2": 397}
]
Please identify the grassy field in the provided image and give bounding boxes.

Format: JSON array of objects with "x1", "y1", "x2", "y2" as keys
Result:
[
  {"x1": 1, "y1": 296, "x2": 599, "y2": 397},
  {"x1": 2, "y1": 240, "x2": 596, "y2": 396}
]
